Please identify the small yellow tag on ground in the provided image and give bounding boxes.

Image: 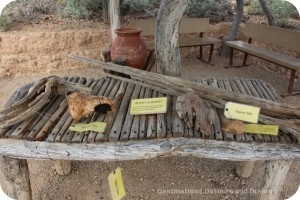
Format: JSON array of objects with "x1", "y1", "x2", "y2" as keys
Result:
[
  {"x1": 244, "y1": 124, "x2": 279, "y2": 135},
  {"x1": 69, "y1": 122, "x2": 107, "y2": 133},
  {"x1": 108, "y1": 168, "x2": 126, "y2": 200},
  {"x1": 130, "y1": 97, "x2": 167, "y2": 115},
  {"x1": 224, "y1": 102, "x2": 260, "y2": 123}
]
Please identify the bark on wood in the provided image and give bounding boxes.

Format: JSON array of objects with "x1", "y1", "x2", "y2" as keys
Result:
[
  {"x1": 220, "y1": 0, "x2": 244, "y2": 57},
  {"x1": 102, "y1": 0, "x2": 110, "y2": 24},
  {"x1": 53, "y1": 160, "x2": 72, "y2": 176},
  {"x1": 176, "y1": 92, "x2": 214, "y2": 137},
  {"x1": 110, "y1": 0, "x2": 121, "y2": 41},
  {"x1": 0, "y1": 157, "x2": 32, "y2": 200},
  {"x1": 69, "y1": 55, "x2": 300, "y2": 140},
  {"x1": 259, "y1": 0, "x2": 275, "y2": 26},
  {"x1": 155, "y1": 0, "x2": 189, "y2": 77},
  {"x1": 236, "y1": 161, "x2": 255, "y2": 178},
  {"x1": 258, "y1": 160, "x2": 292, "y2": 200},
  {"x1": 0, "y1": 139, "x2": 299, "y2": 161},
  {"x1": 0, "y1": 76, "x2": 91, "y2": 129}
]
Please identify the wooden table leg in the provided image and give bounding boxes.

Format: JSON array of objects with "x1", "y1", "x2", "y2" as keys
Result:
[
  {"x1": 53, "y1": 160, "x2": 72, "y2": 176},
  {"x1": 236, "y1": 161, "x2": 255, "y2": 178},
  {"x1": 258, "y1": 160, "x2": 292, "y2": 200},
  {"x1": 0, "y1": 157, "x2": 32, "y2": 200}
]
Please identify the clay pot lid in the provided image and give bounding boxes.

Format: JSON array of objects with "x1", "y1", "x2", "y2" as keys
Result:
[{"x1": 115, "y1": 27, "x2": 143, "y2": 34}]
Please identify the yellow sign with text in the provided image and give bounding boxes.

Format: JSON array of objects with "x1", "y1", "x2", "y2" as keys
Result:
[
  {"x1": 224, "y1": 102, "x2": 260, "y2": 123},
  {"x1": 69, "y1": 122, "x2": 107, "y2": 133},
  {"x1": 130, "y1": 97, "x2": 167, "y2": 115},
  {"x1": 108, "y1": 168, "x2": 126, "y2": 200},
  {"x1": 244, "y1": 124, "x2": 279, "y2": 135}
]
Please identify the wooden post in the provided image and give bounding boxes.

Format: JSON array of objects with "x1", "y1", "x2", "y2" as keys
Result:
[
  {"x1": 155, "y1": 0, "x2": 189, "y2": 77},
  {"x1": 236, "y1": 161, "x2": 255, "y2": 178},
  {"x1": 0, "y1": 157, "x2": 32, "y2": 200},
  {"x1": 53, "y1": 160, "x2": 72, "y2": 176},
  {"x1": 258, "y1": 160, "x2": 292, "y2": 200},
  {"x1": 109, "y1": 0, "x2": 121, "y2": 41}
]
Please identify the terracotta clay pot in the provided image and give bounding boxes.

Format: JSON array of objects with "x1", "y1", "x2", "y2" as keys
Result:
[{"x1": 111, "y1": 27, "x2": 148, "y2": 69}]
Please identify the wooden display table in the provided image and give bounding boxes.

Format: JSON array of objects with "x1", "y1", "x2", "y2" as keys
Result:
[{"x1": 0, "y1": 76, "x2": 299, "y2": 200}]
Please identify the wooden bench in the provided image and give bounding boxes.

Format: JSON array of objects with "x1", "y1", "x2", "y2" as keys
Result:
[
  {"x1": 225, "y1": 22, "x2": 300, "y2": 95},
  {"x1": 128, "y1": 18, "x2": 220, "y2": 64},
  {"x1": 0, "y1": 75, "x2": 299, "y2": 200}
]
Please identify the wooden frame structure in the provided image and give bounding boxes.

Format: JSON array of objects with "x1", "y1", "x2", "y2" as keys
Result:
[{"x1": 225, "y1": 22, "x2": 300, "y2": 95}]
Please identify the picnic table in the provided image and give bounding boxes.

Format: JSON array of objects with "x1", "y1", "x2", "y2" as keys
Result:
[{"x1": 0, "y1": 75, "x2": 299, "y2": 200}]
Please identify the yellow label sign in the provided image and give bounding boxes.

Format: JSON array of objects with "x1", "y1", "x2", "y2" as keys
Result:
[
  {"x1": 224, "y1": 102, "x2": 260, "y2": 123},
  {"x1": 69, "y1": 122, "x2": 107, "y2": 133},
  {"x1": 108, "y1": 168, "x2": 126, "y2": 200},
  {"x1": 130, "y1": 97, "x2": 167, "y2": 115},
  {"x1": 244, "y1": 124, "x2": 279, "y2": 135}
]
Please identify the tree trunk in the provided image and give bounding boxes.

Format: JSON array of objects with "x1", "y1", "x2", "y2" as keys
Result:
[
  {"x1": 220, "y1": 0, "x2": 244, "y2": 57},
  {"x1": 155, "y1": 0, "x2": 189, "y2": 77},
  {"x1": 109, "y1": 0, "x2": 121, "y2": 41},
  {"x1": 259, "y1": 0, "x2": 275, "y2": 26},
  {"x1": 102, "y1": 0, "x2": 110, "y2": 24}
]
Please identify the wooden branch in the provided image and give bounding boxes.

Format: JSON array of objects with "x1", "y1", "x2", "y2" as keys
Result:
[{"x1": 0, "y1": 138, "x2": 299, "y2": 161}]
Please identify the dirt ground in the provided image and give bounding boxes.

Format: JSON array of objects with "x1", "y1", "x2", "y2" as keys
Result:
[{"x1": 0, "y1": 16, "x2": 299, "y2": 200}]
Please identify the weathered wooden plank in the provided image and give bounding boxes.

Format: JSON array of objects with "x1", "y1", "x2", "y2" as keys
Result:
[
  {"x1": 172, "y1": 96, "x2": 184, "y2": 137},
  {"x1": 109, "y1": 83, "x2": 135, "y2": 141},
  {"x1": 0, "y1": 138, "x2": 299, "y2": 161},
  {"x1": 165, "y1": 94, "x2": 173, "y2": 138},
  {"x1": 87, "y1": 78, "x2": 113, "y2": 143},
  {"x1": 139, "y1": 88, "x2": 152, "y2": 140},
  {"x1": 130, "y1": 87, "x2": 145, "y2": 140},
  {"x1": 156, "y1": 92, "x2": 167, "y2": 139},
  {"x1": 60, "y1": 78, "x2": 90, "y2": 143},
  {"x1": 146, "y1": 90, "x2": 157, "y2": 139},
  {"x1": 261, "y1": 81, "x2": 283, "y2": 103},
  {"x1": 120, "y1": 85, "x2": 141, "y2": 141},
  {"x1": 278, "y1": 131, "x2": 286, "y2": 144},
  {"x1": 95, "y1": 80, "x2": 124, "y2": 142}
]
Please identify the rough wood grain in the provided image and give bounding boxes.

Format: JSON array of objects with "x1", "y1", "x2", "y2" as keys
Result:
[
  {"x1": 0, "y1": 157, "x2": 32, "y2": 200},
  {"x1": 236, "y1": 161, "x2": 255, "y2": 178},
  {"x1": 130, "y1": 87, "x2": 145, "y2": 140},
  {"x1": 0, "y1": 138, "x2": 299, "y2": 161},
  {"x1": 53, "y1": 160, "x2": 72, "y2": 176},
  {"x1": 139, "y1": 88, "x2": 152, "y2": 139}
]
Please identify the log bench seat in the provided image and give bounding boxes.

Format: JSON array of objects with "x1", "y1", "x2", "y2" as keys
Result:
[
  {"x1": 0, "y1": 76, "x2": 299, "y2": 200},
  {"x1": 128, "y1": 18, "x2": 220, "y2": 64},
  {"x1": 225, "y1": 22, "x2": 300, "y2": 95}
]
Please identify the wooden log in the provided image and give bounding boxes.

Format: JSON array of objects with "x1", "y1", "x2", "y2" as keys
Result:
[
  {"x1": 109, "y1": 0, "x2": 121, "y2": 40},
  {"x1": 236, "y1": 161, "x2": 255, "y2": 178},
  {"x1": 0, "y1": 139, "x2": 299, "y2": 161},
  {"x1": 258, "y1": 160, "x2": 292, "y2": 200},
  {"x1": 53, "y1": 160, "x2": 72, "y2": 176},
  {"x1": 0, "y1": 157, "x2": 32, "y2": 200}
]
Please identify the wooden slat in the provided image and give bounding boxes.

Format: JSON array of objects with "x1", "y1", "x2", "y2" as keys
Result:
[
  {"x1": 146, "y1": 90, "x2": 157, "y2": 139},
  {"x1": 139, "y1": 88, "x2": 152, "y2": 140},
  {"x1": 156, "y1": 92, "x2": 167, "y2": 139},
  {"x1": 95, "y1": 80, "x2": 124, "y2": 142},
  {"x1": 109, "y1": 83, "x2": 135, "y2": 141},
  {"x1": 278, "y1": 131, "x2": 287, "y2": 144},
  {"x1": 172, "y1": 96, "x2": 184, "y2": 137},
  {"x1": 166, "y1": 94, "x2": 173, "y2": 138},
  {"x1": 87, "y1": 78, "x2": 113, "y2": 143},
  {"x1": 60, "y1": 78, "x2": 90, "y2": 143},
  {"x1": 120, "y1": 85, "x2": 142, "y2": 141},
  {"x1": 130, "y1": 87, "x2": 145, "y2": 140},
  {"x1": 244, "y1": 22, "x2": 300, "y2": 52},
  {"x1": 261, "y1": 81, "x2": 283, "y2": 103}
]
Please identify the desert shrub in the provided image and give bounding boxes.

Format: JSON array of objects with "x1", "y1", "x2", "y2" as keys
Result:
[
  {"x1": 61, "y1": 0, "x2": 101, "y2": 19},
  {"x1": 7, "y1": 0, "x2": 61, "y2": 22},
  {"x1": 121, "y1": 0, "x2": 159, "y2": 17},
  {"x1": 185, "y1": 0, "x2": 232, "y2": 23},
  {"x1": 248, "y1": 0, "x2": 297, "y2": 27},
  {"x1": 0, "y1": 15, "x2": 10, "y2": 32}
]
